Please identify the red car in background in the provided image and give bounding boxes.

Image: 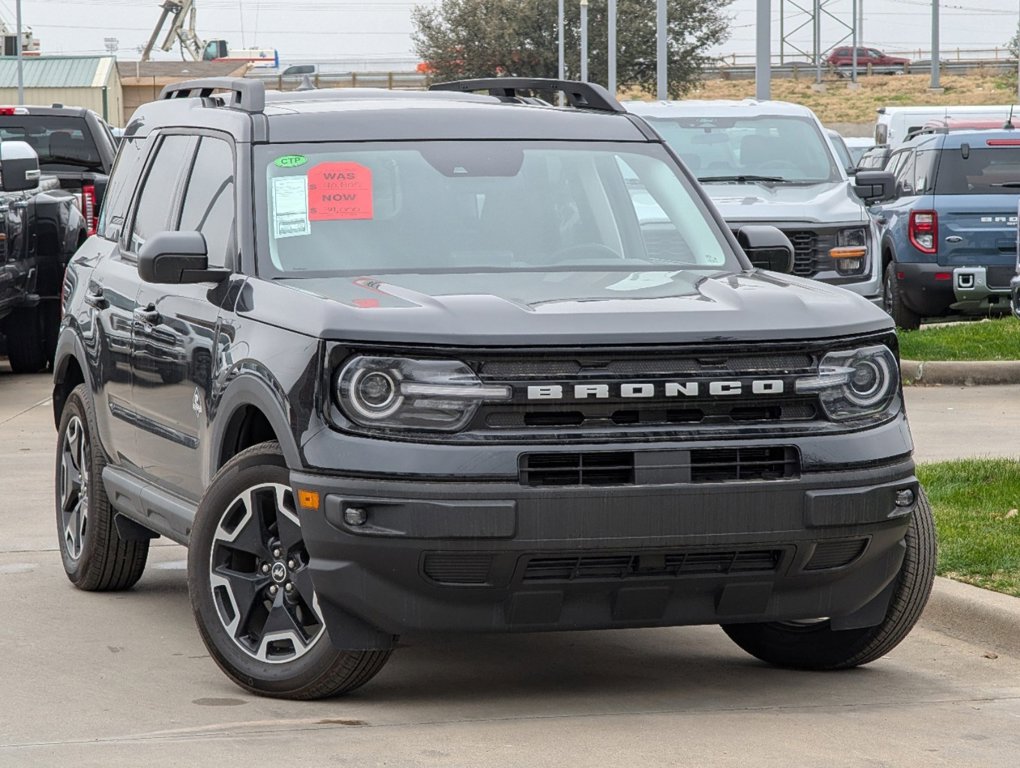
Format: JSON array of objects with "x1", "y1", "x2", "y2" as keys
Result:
[{"x1": 827, "y1": 47, "x2": 910, "y2": 74}]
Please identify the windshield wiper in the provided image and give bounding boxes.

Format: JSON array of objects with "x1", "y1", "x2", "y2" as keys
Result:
[{"x1": 697, "y1": 174, "x2": 786, "y2": 184}]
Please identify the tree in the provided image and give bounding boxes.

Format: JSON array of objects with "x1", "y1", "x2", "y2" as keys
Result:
[{"x1": 412, "y1": 0, "x2": 733, "y2": 98}]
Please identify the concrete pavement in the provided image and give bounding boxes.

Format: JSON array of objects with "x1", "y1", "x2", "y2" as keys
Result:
[{"x1": 2, "y1": 366, "x2": 1019, "y2": 767}]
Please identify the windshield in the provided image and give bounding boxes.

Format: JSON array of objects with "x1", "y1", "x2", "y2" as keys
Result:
[
  {"x1": 643, "y1": 115, "x2": 842, "y2": 184},
  {"x1": 255, "y1": 141, "x2": 737, "y2": 277},
  {"x1": 0, "y1": 116, "x2": 104, "y2": 172}
]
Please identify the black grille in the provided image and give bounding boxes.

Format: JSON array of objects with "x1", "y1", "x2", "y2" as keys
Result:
[
  {"x1": 519, "y1": 452, "x2": 634, "y2": 487},
  {"x1": 690, "y1": 446, "x2": 799, "y2": 482},
  {"x1": 781, "y1": 229, "x2": 838, "y2": 277},
  {"x1": 523, "y1": 549, "x2": 782, "y2": 581},
  {"x1": 987, "y1": 265, "x2": 1017, "y2": 289},
  {"x1": 422, "y1": 553, "x2": 494, "y2": 584},
  {"x1": 480, "y1": 353, "x2": 813, "y2": 378},
  {"x1": 519, "y1": 447, "x2": 799, "y2": 486},
  {"x1": 488, "y1": 401, "x2": 816, "y2": 430},
  {"x1": 805, "y1": 539, "x2": 869, "y2": 570}
]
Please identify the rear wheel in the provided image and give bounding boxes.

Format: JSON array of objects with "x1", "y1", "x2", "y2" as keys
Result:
[
  {"x1": 722, "y1": 488, "x2": 936, "y2": 669},
  {"x1": 55, "y1": 383, "x2": 149, "y2": 590},
  {"x1": 883, "y1": 261, "x2": 922, "y2": 330},
  {"x1": 188, "y1": 442, "x2": 392, "y2": 699}
]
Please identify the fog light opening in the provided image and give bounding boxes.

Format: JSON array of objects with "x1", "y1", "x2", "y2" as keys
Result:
[
  {"x1": 895, "y1": 488, "x2": 915, "y2": 508},
  {"x1": 344, "y1": 507, "x2": 368, "y2": 526}
]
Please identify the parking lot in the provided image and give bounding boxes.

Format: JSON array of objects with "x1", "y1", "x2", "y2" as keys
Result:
[{"x1": 2, "y1": 364, "x2": 1019, "y2": 767}]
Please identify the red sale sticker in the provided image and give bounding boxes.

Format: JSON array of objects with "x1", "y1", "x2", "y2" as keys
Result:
[{"x1": 307, "y1": 162, "x2": 373, "y2": 221}]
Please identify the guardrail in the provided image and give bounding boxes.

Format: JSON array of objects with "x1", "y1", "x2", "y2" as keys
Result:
[{"x1": 704, "y1": 59, "x2": 1015, "y2": 81}]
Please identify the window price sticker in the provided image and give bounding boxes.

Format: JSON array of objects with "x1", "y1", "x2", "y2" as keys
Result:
[
  {"x1": 308, "y1": 162, "x2": 374, "y2": 221},
  {"x1": 271, "y1": 175, "x2": 311, "y2": 238}
]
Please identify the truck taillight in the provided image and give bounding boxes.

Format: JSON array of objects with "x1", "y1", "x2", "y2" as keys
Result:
[
  {"x1": 908, "y1": 210, "x2": 937, "y2": 254},
  {"x1": 81, "y1": 184, "x2": 97, "y2": 236}
]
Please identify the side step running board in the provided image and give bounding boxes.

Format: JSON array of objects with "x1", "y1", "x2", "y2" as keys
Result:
[{"x1": 102, "y1": 466, "x2": 197, "y2": 546}]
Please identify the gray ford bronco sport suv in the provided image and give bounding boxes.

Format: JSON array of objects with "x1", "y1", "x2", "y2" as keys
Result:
[{"x1": 52, "y1": 77, "x2": 935, "y2": 699}]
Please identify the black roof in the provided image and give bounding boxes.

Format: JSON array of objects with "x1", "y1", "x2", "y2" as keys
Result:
[{"x1": 128, "y1": 78, "x2": 651, "y2": 144}]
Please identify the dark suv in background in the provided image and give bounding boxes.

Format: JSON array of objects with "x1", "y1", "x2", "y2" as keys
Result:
[
  {"x1": 52, "y1": 77, "x2": 934, "y2": 700},
  {"x1": 874, "y1": 128, "x2": 1020, "y2": 328}
]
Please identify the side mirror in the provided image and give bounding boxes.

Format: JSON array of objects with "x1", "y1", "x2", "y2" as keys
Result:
[
  {"x1": 736, "y1": 225, "x2": 795, "y2": 274},
  {"x1": 0, "y1": 140, "x2": 41, "y2": 192},
  {"x1": 137, "y1": 231, "x2": 227, "y2": 284},
  {"x1": 854, "y1": 170, "x2": 897, "y2": 203}
]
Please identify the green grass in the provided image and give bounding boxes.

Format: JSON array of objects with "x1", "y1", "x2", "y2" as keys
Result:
[
  {"x1": 898, "y1": 317, "x2": 1020, "y2": 361},
  {"x1": 918, "y1": 459, "x2": 1020, "y2": 596}
]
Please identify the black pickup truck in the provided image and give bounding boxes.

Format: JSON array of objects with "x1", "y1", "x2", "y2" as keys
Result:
[{"x1": 0, "y1": 105, "x2": 114, "y2": 372}]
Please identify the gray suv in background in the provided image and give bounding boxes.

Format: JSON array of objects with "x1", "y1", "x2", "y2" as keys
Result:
[{"x1": 626, "y1": 100, "x2": 894, "y2": 305}]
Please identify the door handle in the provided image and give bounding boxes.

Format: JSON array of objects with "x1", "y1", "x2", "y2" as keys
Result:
[
  {"x1": 133, "y1": 305, "x2": 160, "y2": 325},
  {"x1": 84, "y1": 286, "x2": 108, "y2": 309}
]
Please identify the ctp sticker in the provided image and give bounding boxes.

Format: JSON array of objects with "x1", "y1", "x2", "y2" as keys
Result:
[{"x1": 307, "y1": 162, "x2": 373, "y2": 221}]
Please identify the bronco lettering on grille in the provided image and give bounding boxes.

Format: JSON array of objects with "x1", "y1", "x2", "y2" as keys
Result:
[{"x1": 526, "y1": 380, "x2": 785, "y2": 400}]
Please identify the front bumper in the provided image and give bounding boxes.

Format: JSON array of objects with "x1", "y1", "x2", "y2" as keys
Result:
[{"x1": 292, "y1": 457, "x2": 918, "y2": 650}]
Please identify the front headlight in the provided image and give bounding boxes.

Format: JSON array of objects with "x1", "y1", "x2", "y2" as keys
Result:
[
  {"x1": 794, "y1": 345, "x2": 899, "y2": 421},
  {"x1": 336, "y1": 356, "x2": 511, "y2": 431},
  {"x1": 831, "y1": 227, "x2": 869, "y2": 276}
]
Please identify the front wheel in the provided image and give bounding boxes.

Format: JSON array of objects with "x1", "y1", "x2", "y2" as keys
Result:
[
  {"x1": 187, "y1": 442, "x2": 391, "y2": 699},
  {"x1": 722, "y1": 488, "x2": 936, "y2": 670}
]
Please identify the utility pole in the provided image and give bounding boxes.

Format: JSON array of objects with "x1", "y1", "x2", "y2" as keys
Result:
[
  {"x1": 813, "y1": 0, "x2": 821, "y2": 84},
  {"x1": 931, "y1": 0, "x2": 940, "y2": 90},
  {"x1": 580, "y1": 0, "x2": 589, "y2": 82},
  {"x1": 557, "y1": 0, "x2": 564, "y2": 80},
  {"x1": 608, "y1": 0, "x2": 617, "y2": 96},
  {"x1": 755, "y1": 0, "x2": 770, "y2": 100},
  {"x1": 656, "y1": 0, "x2": 667, "y2": 99},
  {"x1": 15, "y1": 0, "x2": 23, "y2": 105}
]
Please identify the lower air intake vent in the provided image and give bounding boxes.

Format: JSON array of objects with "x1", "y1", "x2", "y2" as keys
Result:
[
  {"x1": 805, "y1": 539, "x2": 869, "y2": 570},
  {"x1": 690, "y1": 446, "x2": 799, "y2": 482},
  {"x1": 519, "y1": 452, "x2": 634, "y2": 487},
  {"x1": 523, "y1": 549, "x2": 782, "y2": 581},
  {"x1": 422, "y1": 553, "x2": 494, "y2": 584}
]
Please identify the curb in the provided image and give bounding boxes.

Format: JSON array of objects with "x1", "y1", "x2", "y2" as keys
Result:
[
  {"x1": 919, "y1": 576, "x2": 1020, "y2": 657},
  {"x1": 901, "y1": 359, "x2": 1020, "y2": 386}
]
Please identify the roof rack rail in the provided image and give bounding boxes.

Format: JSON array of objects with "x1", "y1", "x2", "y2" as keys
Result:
[
  {"x1": 429, "y1": 78, "x2": 624, "y2": 114},
  {"x1": 159, "y1": 78, "x2": 266, "y2": 114}
]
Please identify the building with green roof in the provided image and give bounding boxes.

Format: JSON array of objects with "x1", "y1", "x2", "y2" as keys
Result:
[{"x1": 0, "y1": 56, "x2": 122, "y2": 125}]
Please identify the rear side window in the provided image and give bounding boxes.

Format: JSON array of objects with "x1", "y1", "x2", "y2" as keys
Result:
[
  {"x1": 0, "y1": 115, "x2": 104, "y2": 171},
  {"x1": 98, "y1": 136, "x2": 150, "y2": 242}
]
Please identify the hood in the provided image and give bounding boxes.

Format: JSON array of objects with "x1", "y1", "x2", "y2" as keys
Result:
[
  {"x1": 240, "y1": 269, "x2": 892, "y2": 346},
  {"x1": 701, "y1": 180, "x2": 866, "y2": 224}
]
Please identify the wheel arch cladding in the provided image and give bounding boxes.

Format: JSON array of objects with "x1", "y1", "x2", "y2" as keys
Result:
[
  {"x1": 52, "y1": 341, "x2": 87, "y2": 428},
  {"x1": 213, "y1": 376, "x2": 302, "y2": 473}
]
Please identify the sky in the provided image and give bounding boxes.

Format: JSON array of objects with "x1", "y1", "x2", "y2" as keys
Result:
[{"x1": 7, "y1": 0, "x2": 1020, "y2": 66}]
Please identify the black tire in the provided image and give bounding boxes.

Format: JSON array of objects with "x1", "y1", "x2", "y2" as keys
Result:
[
  {"x1": 42, "y1": 300, "x2": 61, "y2": 371},
  {"x1": 722, "y1": 487, "x2": 937, "y2": 670},
  {"x1": 188, "y1": 442, "x2": 392, "y2": 699},
  {"x1": 55, "y1": 383, "x2": 149, "y2": 590},
  {"x1": 6, "y1": 307, "x2": 47, "y2": 373},
  {"x1": 883, "y1": 261, "x2": 922, "y2": 330}
]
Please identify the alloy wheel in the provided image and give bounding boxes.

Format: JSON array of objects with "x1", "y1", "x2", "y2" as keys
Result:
[
  {"x1": 209, "y1": 483, "x2": 325, "y2": 663},
  {"x1": 58, "y1": 416, "x2": 89, "y2": 560}
]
